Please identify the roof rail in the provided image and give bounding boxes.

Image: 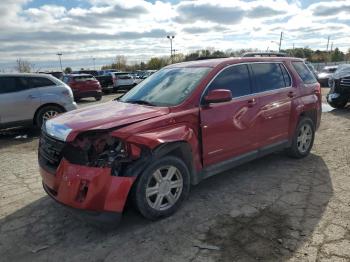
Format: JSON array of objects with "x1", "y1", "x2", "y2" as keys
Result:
[{"x1": 242, "y1": 52, "x2": 288, "y2": 57}]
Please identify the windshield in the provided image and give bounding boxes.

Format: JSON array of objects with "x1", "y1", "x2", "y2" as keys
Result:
[{"x1": 120, "y1": 67, "x2": 211, "y2": 106}]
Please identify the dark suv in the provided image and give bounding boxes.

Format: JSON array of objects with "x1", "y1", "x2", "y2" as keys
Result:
[
  {"x1": 327, "y1": 64, "x2": 350, "y2": 108},
  {"x1": 38, "y1": 57, "x2": 321, "y2": 224}
]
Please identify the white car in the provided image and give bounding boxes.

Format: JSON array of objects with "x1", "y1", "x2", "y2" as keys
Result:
[
  {"x1": 0, "y1": 73, "x2": 77, "y2": 129},
  {"x1": 110, "y1": 72, "x2": 135, "y2": 91}
]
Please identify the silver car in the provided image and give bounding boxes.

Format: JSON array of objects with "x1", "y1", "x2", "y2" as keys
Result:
[{"x1": 0, "y1": 73, "x2": 77, "y2": 129}]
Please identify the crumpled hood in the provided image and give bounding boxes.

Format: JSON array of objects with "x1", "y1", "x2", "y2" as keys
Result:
[{"x1": 48, "y1": 101, "x2": 169, "y2": 141}]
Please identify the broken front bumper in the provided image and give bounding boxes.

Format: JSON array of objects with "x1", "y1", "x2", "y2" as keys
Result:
[{"x1": 40, "y1": 158, "x2": 136, "y2": 221}]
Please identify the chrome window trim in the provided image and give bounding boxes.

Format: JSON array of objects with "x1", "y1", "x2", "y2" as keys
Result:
[{"x1": 200, "y1": 61, "x2": 293, "y2": 104}]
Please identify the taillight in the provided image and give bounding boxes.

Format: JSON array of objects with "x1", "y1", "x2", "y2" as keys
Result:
[{"x1": 315, "y1": 83, "x2": 321, "y2": 95}]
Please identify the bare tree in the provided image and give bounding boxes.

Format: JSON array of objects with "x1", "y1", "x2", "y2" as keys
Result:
[
  {"x1": 15, "y1": 59, "x2": 34, "y2": 73},
  {"x1": 115, "y1": 55, "x2": 127, "y2": 71}
]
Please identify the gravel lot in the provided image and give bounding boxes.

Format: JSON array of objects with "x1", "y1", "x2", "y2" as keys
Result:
[{"x1": 0, "y1": 90, "x2": 349, "y2": 262}]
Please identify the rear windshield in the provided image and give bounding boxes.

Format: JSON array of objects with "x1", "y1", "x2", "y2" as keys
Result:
[
  {"x1": 115, "y1": 74, "x2": 132, "y2": 79},
  {"x1": 73, "y1": 75, "x2": 95, "y2": 81},
  {"x1": 292, "y1": 62, "x2": 317, "y2": 84}
]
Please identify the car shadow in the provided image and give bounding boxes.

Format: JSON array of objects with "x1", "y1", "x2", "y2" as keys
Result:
[
  {"x1": 329, "y1": 105, "x2": 350, "y2": 119},
  {"x1": 0, "y1": 127, "x2": 40, "y2": 149},
  {"x1": 0, "y1": 153, "x2": 332, "y2": 261}
]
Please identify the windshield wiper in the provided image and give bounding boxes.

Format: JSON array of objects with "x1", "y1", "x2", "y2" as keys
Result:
[{"x1": 126, "y1": 100, "x2": 156, "y2": 106}]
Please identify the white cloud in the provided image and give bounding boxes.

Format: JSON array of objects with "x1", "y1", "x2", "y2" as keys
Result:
[{"x1": 0, "y1": 0, "x2": 349, "y2": 71}]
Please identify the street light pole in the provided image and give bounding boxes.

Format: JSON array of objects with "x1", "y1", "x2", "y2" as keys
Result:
[
  {"x1": 56, "y1": 53, "x2": 63, "y2": 72},
  {"x1": 93, "y1": 57, "x2": 96, "y2": 70},
  {"x1": 167, "y1": 35, "x2": 175, "y2": 63},
  {"x1": 278, "y1": 32, "x2": 283, "y2": 52}
]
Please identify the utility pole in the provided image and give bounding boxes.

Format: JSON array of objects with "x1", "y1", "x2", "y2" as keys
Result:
[
  {"x1": 93, "y1": 57, "x2": 96, "y2": 70},
  {"x1": 326, "y1": 36, "x2": 330, "y2": 65},
  {"x1": 56, "y1": 53, "x2": 63, "y2": 72},
  {"x1": 326, "y1": 36, "x2": 330, "y2": 52},
  {"x1": 167, "y1": 35, "x2": 175, "y2": 63},
  {"x1": 278, "y1": 32, "x2": 283, "y2": 52}
]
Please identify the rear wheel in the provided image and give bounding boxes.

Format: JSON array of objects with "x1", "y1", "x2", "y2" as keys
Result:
[
  {"x1": 286, "y1": 117, "x2": 315, "y2": 158},
  {"x1": 133, "y1": 156, "x2": 190, "y2": 220},
  {"x1": 35, "y1": 105, "x2": 64, "y2": 128}
]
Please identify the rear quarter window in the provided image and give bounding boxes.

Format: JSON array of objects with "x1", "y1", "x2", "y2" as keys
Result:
[{"x1": 292, "y1": 61, "x2": 317, "y2": 84}]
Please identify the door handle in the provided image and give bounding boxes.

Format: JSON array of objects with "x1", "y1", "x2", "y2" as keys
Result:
[
  {"x1": 247, "y1": 98, "x2": 257, "y2": 107},
  {"x1": 27, "y1": 94, "x2": 38, "y2": 99},
  {"x1": 287, "y1": 91, "x2": 295, "y2": 98}
]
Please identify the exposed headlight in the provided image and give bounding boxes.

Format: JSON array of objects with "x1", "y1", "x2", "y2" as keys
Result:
[
  {"x1": 67, "y1": 133, "x2": 128, "y2": 170},
  {"x1": 45, "y1": 120, "x2": 72, "y2": 142}
]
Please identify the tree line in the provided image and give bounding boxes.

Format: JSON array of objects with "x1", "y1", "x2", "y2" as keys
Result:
[
  {"x1": 13, "y1": 47, "x2": 350, "y2": 73},
  {"x1": 101, "y1": 47, "x2": 350, "y2": 71}
]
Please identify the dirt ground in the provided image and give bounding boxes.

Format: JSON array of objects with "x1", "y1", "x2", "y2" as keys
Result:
[{"x1": 0, "y1": 90, "x2": 349, "y2": 262}]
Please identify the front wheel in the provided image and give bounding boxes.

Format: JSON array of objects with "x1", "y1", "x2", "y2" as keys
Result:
[
  {"x1": 286, "y1": 117, "x2": 315, "y2": 158},
  {"x1": 133, "y1": 156, "x2": 190, "y2": 220},
  {"x1": 35, "y1": 105, "x2": 64, "y2": 128}
]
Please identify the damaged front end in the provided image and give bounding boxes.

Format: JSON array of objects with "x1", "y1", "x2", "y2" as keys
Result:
[{"x1": 38, "y1": 127, "x2": 150, "y2": 222}]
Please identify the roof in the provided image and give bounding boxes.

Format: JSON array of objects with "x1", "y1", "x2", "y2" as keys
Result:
[
  {"x1": 166, "y1": 56, "x2": 304, "y2": 69},
  {"x1": 67, "y1": 73, "x2": 93, "y2": 77},
  {"x1": 0, "y1": 73, "x2": 54, "y2": 77}
]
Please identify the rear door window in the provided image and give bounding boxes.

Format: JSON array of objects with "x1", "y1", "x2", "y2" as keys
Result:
[
  {"x1": 206, "y1": 64, "x2": 252, "y2": 98},
  {"x1": 0, "y1": 77, "x2": 30, "y2": 93},
  {"x1": 292, "y1": 61, "x2": 317, "y2": 84},
  {"x1": 29, "y1": 77, "x2": 56, "y2": 88},
  {"x1": 251, "y1": 63, "x2": 288, "y2": 93},
  {"x1": 279, "y1": 64, "x2": 292, "y2": 87},
  {"x1": 0, "y1": 77, "x2": 17, "y2": 94}
]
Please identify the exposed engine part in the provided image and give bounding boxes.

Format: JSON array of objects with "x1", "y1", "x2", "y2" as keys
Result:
[{"x1": 63, "y1": 133, "x2": 129, "y2": 170}]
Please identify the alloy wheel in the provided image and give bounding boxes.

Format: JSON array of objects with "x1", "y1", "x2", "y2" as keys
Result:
[
  {"x1": 145, "y1": 165, "x2": 183, "y2": 211},
  {"x1": 297, "y1": 124, "x2": 313, "y2": 153},
  {"x1": 42, "y1": 110, "x2": 59, "y2": 121}
]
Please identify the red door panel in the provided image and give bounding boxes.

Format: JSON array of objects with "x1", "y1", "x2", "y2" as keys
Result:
[
  {"x1": 200, "y1": 96, "x2": 260, "y2": 167},
  {"x1": 255, "y1": 88, "x2": 293, "y2": 147}
]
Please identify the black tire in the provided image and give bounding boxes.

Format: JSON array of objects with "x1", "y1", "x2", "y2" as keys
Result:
[
  {"x1": 95, "y1": 95, "x2": 102, "y2": 101},
  {"x1": 133, "y1": 156, "x2": 190, "y2": 220},
  {"x1": 286, "y1": 117, "x2": 315, "y2": 159},
  {"x1": 35, "y1": 105, "x2": 64, "y2": 128},
  {"x1": 328, "y1": 99, "x2": 347, "y2": 109}
]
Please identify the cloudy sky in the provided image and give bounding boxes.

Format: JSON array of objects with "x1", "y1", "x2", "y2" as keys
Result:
[{"x1": 0, "y1": 0, "x2": 350, "y2": 71}]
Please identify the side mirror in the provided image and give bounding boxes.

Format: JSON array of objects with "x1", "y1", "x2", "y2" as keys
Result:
[{"x1": 204, "y1": 89, "x2": 232, "y2": 104}]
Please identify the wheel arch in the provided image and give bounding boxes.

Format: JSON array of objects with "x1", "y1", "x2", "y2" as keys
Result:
[{"x1": 152, "y1": 141, "x2": 198, "y2": 185}]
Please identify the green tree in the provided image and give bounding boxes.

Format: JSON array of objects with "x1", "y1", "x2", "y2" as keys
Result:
[
  {"x1": 331, "y1": 48, "x2": 344, "y2": 62},
  {"x1": 64, "y1": 67, "x2": 72, "y2": 74}
]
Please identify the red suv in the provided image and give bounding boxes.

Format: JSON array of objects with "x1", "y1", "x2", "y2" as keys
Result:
[
  {"x1": 39, "y1": 57, "x2": 321, "y2": 223},
  {"x1": 63, "y1": 74, "x2": 102, "y2": 101}
]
